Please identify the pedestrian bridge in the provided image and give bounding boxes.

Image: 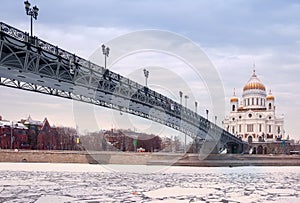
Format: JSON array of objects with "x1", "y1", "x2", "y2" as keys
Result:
[{"x1": 0, "y1": 22, "x2": 247, "y2": 153}]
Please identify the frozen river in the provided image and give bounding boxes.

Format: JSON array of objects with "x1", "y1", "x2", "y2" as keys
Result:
[{"x1": 0, "y1": 163, "x2": 299, "y2": 203}]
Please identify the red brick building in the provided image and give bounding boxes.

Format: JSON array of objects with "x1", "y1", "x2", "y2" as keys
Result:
[
  {"x1": 0, "y1": 116, "x2": 28, "y2": 149},
  {"x1": 0, "y1": 115, "x2": 79, "y2": 150},
  {"x1": 21, "y1": 116, "x2": 77, "y2": 150}
]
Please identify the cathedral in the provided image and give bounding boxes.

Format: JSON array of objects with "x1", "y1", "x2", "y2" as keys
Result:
[{"x1": 223, "y1": 69, "x2": 284, "y2": 144}]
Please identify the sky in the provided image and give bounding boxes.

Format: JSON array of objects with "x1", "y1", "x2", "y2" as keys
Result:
[{"x1": 0, "y1": 0, "x2": 300, "y2": 140}]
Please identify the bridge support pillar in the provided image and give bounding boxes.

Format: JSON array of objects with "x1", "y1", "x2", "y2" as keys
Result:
[{"x1": 198, "y1": 140, "x2": 219, "y2": 158}]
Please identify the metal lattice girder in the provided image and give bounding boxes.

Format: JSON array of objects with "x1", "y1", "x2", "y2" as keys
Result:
[{"x1": 0, "y1": 22, "x2": 246, "y2": 149}]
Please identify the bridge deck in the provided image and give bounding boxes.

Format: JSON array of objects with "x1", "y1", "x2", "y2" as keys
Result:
[{"x1": 0, "y1": 22, "x2": 246, "y2": 153}]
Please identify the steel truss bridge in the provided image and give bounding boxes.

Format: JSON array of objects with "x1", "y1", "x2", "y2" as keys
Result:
[{"x1": 0, "y1": 22, "x2": 247, "y2": 153}]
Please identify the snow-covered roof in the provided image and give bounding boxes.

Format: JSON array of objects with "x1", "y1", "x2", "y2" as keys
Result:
[
  {"x1": 23, "y1": 115, "x2": 43, "y2": 126},
  {"x1": 14, "y1": 123, "x2": 28, "y2": 130},
  {"x1": 0, "y1": 121, "x2": 28, "y2": 129},
  {"x1": 0, "y1": 120, "x2": 11, "y2": 127}
]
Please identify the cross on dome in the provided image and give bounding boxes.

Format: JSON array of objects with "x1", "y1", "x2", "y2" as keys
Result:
[{"x1": 252, "y1": 63, "x2": 256, "y2": 77}]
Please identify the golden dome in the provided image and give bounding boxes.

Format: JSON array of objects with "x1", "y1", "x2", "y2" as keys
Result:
[
  {"x1": 230, "y1": 97, "x2": 238, "y2": 102},
  {"x1": 266, "y1": 90, "x2": 275, "y2": 100},
  {"x1": 230, "y1": 88, "x2": 238, "y2": 102},
  {"x1": 243, "y1": 69, "x2": 266, "y2": 91}
]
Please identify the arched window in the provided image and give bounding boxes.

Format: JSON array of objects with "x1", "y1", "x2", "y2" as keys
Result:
[
  {"x1": 248, "y1": 136, "x2": 253, "y2": 143},
  {"x1": 257, "y1": 145, "x2": 263, "y2": 154},
  {"x1": 268, "y1": 103, "x2": 272, "y2": 110},
  {"x1": 259, "y1": 124, "x2": 262, "y2": 132},
  {"x1": 260, "y1": 98, "x2": 263, "y2": 106},
  {"x1": 232, "y1": 104, "x2": 235, "y2": 111}
]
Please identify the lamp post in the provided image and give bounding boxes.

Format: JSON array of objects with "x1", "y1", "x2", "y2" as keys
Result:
[
  {"x1": 179, "y1": 91, "x2": 183, "y2": 105},
  {"x1": 184, "y1": 95, "x2": 189, "y2": 153},
  {"x1": 184, "y1": 95, "x2": 189, "y2": 108},
  {"x1": 214, "y1": 116, "x2": 217, "y2": 138},
  {"x1": 101, "y1": 44, "x2": 110, "y2": 69},
  {"x1": 143, "y1": 68, "x2": 149, "y2": 87},
  {"x1": 10, "y1": 121, "x2": 13, "y2": 149},
  {"x1": 206, "y1": 109, "x2": 209, "y2": 120},
  {"x1": 24, "y1": 1, "x2": 39, "y2": 37}
]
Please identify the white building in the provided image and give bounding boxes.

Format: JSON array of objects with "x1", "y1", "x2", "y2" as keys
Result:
[{"x1": 223, "y1": 69, "x2": 284, "y2": 143}]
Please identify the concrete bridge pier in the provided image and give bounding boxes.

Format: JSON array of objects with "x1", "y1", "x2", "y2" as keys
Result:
[
  {"x1": 198, "y1": 139, "x2": 247, "y2": 155},
  {"x1": 225, "y1": 142, "x2": 248, "y2": 154},
  {"x1": 198, "y1": 140, "x2": 219, "y2": 158}
]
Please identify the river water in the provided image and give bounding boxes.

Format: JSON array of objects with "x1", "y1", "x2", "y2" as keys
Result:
[{"x1": 0, "y1": 163, "x2": 299, "y2": 202}]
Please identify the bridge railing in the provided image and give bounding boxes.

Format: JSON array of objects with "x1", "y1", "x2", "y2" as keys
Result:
[{"x1": 0, "y1": 22, "x2": 243, "y2": 144}]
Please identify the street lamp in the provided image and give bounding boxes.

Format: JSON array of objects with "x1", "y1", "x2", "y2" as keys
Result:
[
  {"x1": 184, "y1": 95, "x2": 189, "y2": 108},
  {"x1": 214, "y1": 116, "x2": 217, "y2": 138},
  {"x1": 101, "y1": 44, "x2": 110, "y2": 68},
  {"x1": 143, "y1": 68, "x2": 149, "y2": 87},
  {"x1": 10, "y1": 121, "x2": 13, "y2": 149},
  {"x1": 24, "y1": 1, "x2": 39, "y2": 37},
  {"x1": 206, "y1": 109, "x2": 209, "y2": 120},
  {"x1": 179, "y1": 91, "x2": 183, "y2": 105}
]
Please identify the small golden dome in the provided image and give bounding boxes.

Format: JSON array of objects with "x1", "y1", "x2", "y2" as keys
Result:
[
  {"x1": 230, "y1": 97, "x2": 238, "y2": 102},
  {"x1": 230, "y1": 88, "x2": 238, "y2": 102},
  {"x1": 266, "y1": 90, "x2": 275, "y2": 100},
  {"x1": 243, "y1": 69, "x2": 266, "y2": 91},
  {"x1": 237, "y1": 101, "x2": 244, "y2": 111}
]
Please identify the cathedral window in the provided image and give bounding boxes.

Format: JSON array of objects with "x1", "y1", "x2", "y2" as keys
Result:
[
  {"x1": 259, "y1": 124, "x2": 262, "y2": 132},
  {"x1": 232, "y1": 126, "x2": 235, "y2": 134},
  {"x1": 232, "y1": 105, "x2": 235, "y2": 111},
  {"x1": 248, "y1": 136, "x2": 253, "y2": 143},
  {"x1": 239, "y1": 124, "x2": 241, "y2": 132},
  {"x1": 247, "y1": 124, "x2": 254, "y2": 132},
  {"x1": 268, "y1": 103, "x2": 272, "y2": 110},
  {"x1": 268, "y1": 125, "x2": 272, "y2": 133},
  {"x1": 252, "y1": 98, "x2": 254, "y2": 105}
]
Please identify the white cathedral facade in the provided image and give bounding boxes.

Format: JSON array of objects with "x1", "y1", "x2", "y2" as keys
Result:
[{"x1": 223, "y1": 69, "x2": 284, "y2": 143}]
